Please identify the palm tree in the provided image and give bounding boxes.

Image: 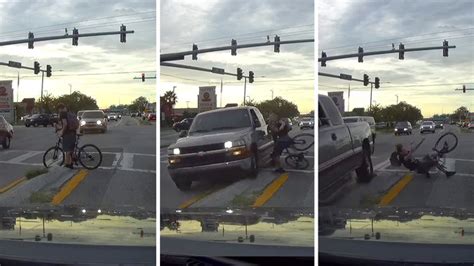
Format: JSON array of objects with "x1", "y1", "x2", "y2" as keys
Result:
[{"x1": 163, "y1": 91, "x2": 177, "y2": 106}]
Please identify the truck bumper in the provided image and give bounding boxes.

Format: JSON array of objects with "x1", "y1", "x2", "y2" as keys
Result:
[{"x1": 168, "y1": 157, "x2": 252, "y2": 181}]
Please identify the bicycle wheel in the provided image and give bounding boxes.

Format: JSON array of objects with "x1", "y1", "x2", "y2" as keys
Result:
[
  {"x1": 43, "y1": 146, "x2": 65, "y2": 168},
  {"x1": 78, "y1": 144, "x2": 102, "y2": 170},
  {"x1": 291, "y1": 133, "x2": 314, "y2": 151},
  {"x1": 285, "y1": 154, "x2": 309, "y2": 170},
  {"x1": 433, "y1": 132, "x2": 458, "y2": 154}
]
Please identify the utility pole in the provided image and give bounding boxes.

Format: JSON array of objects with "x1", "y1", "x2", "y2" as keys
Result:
[
  {"x1": 220, "y1": 78, "x2": 223, "y2": 108},
  {"x1": 395, "y1": 94, "x2": 399, "y2": 104},
  {"x1": 243, "y1": 77, "x2": 247, "y2": 105},
  {"x1": 16, "y1": 72, "x2": 19, "y2": 102},
  {"x1": 347, "y1": 84, "x2": 351, "y2": 111},
  {"x1": 270, "y1": 89, "x2": 274, "y2": 100},
  {"x1": 68, "y1": 83, "x2": 72, "y2": 94},
  {"x1": 369, "y1": 83, "x2": 373, "y2": 111},
  {"x1": 41, "y1": 71, "x2": 45, "y2": 99}
]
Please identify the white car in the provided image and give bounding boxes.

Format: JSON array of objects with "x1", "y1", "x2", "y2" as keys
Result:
[
  {"x1": 420, "y1": 121, "x2": 436, "y2": 134},
  {"x1": 0, "y1": 116, "x2": 13, "y2": 149},
  {"x1": 107, "y1": 113, "x2": 118, "y2": 121},
  {"x1": 299, "y1": 117, "x2": 314, "y2": 129}
]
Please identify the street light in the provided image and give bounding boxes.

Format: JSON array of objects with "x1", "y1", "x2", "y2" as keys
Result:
[
  {"x1": 68, "y1": 83, "x2": 72, "y2": 95},
  {"x1": 395, "y1": 94, "x2": 399, "y2": 104},
  {"x1": 270, "y1": 89, "x2": 274, "y2": 100}
]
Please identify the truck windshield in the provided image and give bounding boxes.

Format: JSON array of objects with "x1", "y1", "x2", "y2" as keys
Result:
[
  {"x1": 189, "y1": 109, "x2": 251, "y2": 134},
  {"x1": 343, "y1": 118, "x2": 358, "y2": 123},
  {"x1": 82, "y1": 112, "x2": 104, "y2": 119}
]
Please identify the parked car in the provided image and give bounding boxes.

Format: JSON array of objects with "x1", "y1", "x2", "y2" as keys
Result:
[
  {"x1": 299, "y1": 117, "x2": 314, "y2": 129},
  {"x1": 394, "y1": 121, "x2": 413, "y2": 135},
  {"x1": 0, "y1": 116, "x2": 13, "y2": 149},
  {"x1": 107, "y1": 113, "x2": 118, "y2": 121},
  {"x1": 172, "y1": 118, "x2": 194, "y2": 132},
  {"x1": 24, "y1": 113, "x2": 55, "y2": 127},
  {"x1": 148, "y1": 113, "x2": 156, "y2": 121},
  {"x1": 319, "y1": 94, "x2": 374, "y2": 196},
  {"x1": 375, "y1": 122, "x2": 386, "y2": 129},
  {"x1": 420, "y1": 121, "x2": 436, "y2": 134},
  {"x1": 79, "y1": 110, "x2": 107, "y2": 134},
  {"x1": 167, "y1": 106, "x2": 274, "y2": 191}
]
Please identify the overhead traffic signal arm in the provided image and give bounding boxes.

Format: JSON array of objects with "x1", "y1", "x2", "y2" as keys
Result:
[
  {"x1": 318, "y1": 72, "x2": 381, "y2": 88},
  {"x1": 455, "y1": 85, "x2": 474, "y2": 93},
  {"x1": 318, "y1": 41, "x2": 456, "y2": 66},
  {"x1": 160, "y1": 62, "x2": 251, "y2": 80}
]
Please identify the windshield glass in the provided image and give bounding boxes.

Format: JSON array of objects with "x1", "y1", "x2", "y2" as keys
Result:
[
  {"x1": 82, "y1": 111, "x2": 104, "y2": 119},
  {"x1": 395, "y1": 122, "x2": 409, "y2": 127},
  {"x1": 422, "y1": 121, "x2": 434, "y2": 125},
  {"x1": 343, "y1": 118, "x2": 358, "y2": 123},
  {"x1": 189, "y1": 109, "x2": 251, "y2": 133}
]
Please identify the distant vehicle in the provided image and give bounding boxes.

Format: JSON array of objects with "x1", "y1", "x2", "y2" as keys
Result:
[
  {"x1": 172, "y1": 118, "x2": 193, "y2": 132},
  {"x1": 468, "y1": 122, "x2": 474, "y2": 129},
  {"x1": 394, "y1": 121, "x2": 413, "y2": 135},
  {"x1": 0, "y1": 115, "x2": 13, "y2": 149},
  {"x1": 420, "y1": 121, "x2": 436, "y2": 134},
  {"x1": 80, "y1": 110, "x2": 107, "y2": 134},
  {"x1": 148, "y1": 113, "x2": 156, "y2": 121},
  {"x1": 319, "y1": 94, "x2": 374, "y2": 194},
  {"x1": 107, "y1": 113, "x2": 118, "y2": 121},
  {"x1": 434, "y1": 121, "x2": 444, "y2": 129},
  {"x1": 21, "y1": 115, "x2": 31, "y2": 121},
  {"x1": 167, "y1": 106, "x2": 273, "y2": 191},
  {"x1": 24, "y1": 114, "x2": 55, "y2": 127},
  {"x1": 299, "y1": 117, "x2": 314, "y2": 129},
  {"x1": 375, "y1": 122, "x2": 386, "y2": 129},
  {"x1": 118, "y1": 113, "x2": 122, "y2": 119},
  {"x1": 131, "y1": 112, "x2": 138, "y2": 117},
  {"x1": 77, "y1": 111, "x2": 85, "y2": 120}
]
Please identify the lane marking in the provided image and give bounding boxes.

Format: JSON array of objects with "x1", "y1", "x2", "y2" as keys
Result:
[
  {"x1": 99, "y1": 166, "x2": 156, "y2": 174},
  {"x1": 111, "y1": 153, "x2": 121, "y2": 167},
  {"x1": 7, "y1": 151, "x2": 42, "y2": 163},
  {"x1": 52, "y1": 169, "x2": 88, "y2": 205},
  {"x1": 119, "y1": 153, "x2": 134, "y2": 169},
  {"x1": 373, "y1": 160, "x2": 391, "y2": 171},
  {"x1": 252, "y1": 173, "x2": 289, "y2": 207},
  {"x1": 178, "y1": 188, "x2": 221, "y2": 209},
  {"x1": 261, "y1": 168, "x2": 313, "y2": 174},
  {"x1": 0, "y1": 176, "x2": 27, "y2": 193},
  {"x1": 378, "y1": 173, "x2": 414, "y2": 206}
]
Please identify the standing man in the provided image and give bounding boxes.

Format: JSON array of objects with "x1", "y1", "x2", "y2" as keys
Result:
[
  {"x1": 268, "y1": 113, "x2": 292, "y2": 173},
  {"x1": 56, "y1": 103, "x2": 78, "y2": 169}
]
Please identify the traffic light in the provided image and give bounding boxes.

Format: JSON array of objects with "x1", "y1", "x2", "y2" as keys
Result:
[
  {"x1": 231, "y1": 39, "x2": 237, "y2": 56},
  {"x1": 192, "y1": 44, "x2": 198, "y2": 60},
  {"x1": 141, "y1": 73, "x2": 145, "y2": 82},
  {"x1": 120, "y1": 24, "x2": 127, "y2": 43},
  {"x1": 463, "y1": 85, "x2": 466, "y2": 93},
  {"x1": 358, "y1": 47, "x2": 364, "y2": 63},
  {"x1": 28, "y1": 32, "x2": 34, "y2": 49},
  {"x1": 274, "y1": 35, "x2": 280, "y2": 53},
  {"x1": 72, "y1": 28, "x2": 78, "y2": 46},
  {"x1": 46, "y1": 65, "x2": 52, "y2": 77},
  {"x1": 363, "y1": 74, "x2": 369, "y2": 86},
  {"x1": 34, "y1": 61, "x2": 40, "y2": 74},
  {"x1": 249, "y1": 71, "x2": 254, "y2": 83},
  {"x1": 321, "y1": 51, "x2": 327, "y2": 67},
  {"x1": 443, "y1": 40, "x2": 448, "y2": 57},
  {"x1": 398, "y1": 43, "x2": 404, "y2": 60},
  {"x1": 237, "y1": 68, "x2": 243, "y2": 80},
  {"x1": 374, "y1": 77, "x2": 380, "y2": 89}
]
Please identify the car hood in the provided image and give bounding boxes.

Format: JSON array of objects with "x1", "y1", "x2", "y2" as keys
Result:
[
  {"x1": 169, "y1": 127, "x2": 252, "y2": 149},
  {"x1": 82, "y1": 118, "x2": 105, "y2": 122}
]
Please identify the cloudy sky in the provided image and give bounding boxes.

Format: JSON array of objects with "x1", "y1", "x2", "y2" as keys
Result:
[
  {"x1": 160, "y1": 0, "x2": 314, "y2": 114},
  {"x1": 319, "y1": 0, "x2": 474, "y2": 117},
  {"x1": 0, "y1": 0, "x2": 155, "y2": 109}
]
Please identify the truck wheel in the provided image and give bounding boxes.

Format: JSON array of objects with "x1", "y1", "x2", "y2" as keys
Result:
[
  {"x1": 356, "y1": 146, "x2": 374, "y2": 183},
  {"x1": 25, "y1": 124, "x2": 30, "y2": 128},
  {"x1": 2, "y1": 137, "x2": 10, "y2": 149},
  {"x1": 33, "y1": 122, "x2": 38, "y2": 127},
  {"x1": 43, "y1": 123, "x2": 48, "y2": 127},
  {"x1": 174, "y1": 179, "x2": 192, "y2": 191},
  {"x1": 248, "y1": 151, "x2": 258, "y2": 179}
]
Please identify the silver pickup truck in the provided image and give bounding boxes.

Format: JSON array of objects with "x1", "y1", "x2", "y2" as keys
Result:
[
  {"x1": 319, "y1": 94, "x2": 374, "y2": 196},
  {"x1": 167, "y1": 106, "x2": 274, "y2": 191}
]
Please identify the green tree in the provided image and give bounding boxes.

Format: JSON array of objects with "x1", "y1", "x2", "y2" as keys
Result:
[
  {"x1": 255, "y1": 97, "x2": 299, "y2": 120},
  {"x1": 452, "y1": 106, "x2": 469, "y2": 121},
  {"x1": 382, "y1": 102, "x2": 423, "y2": 124},
  {"x1": 36, "y1": 94, "x2": 56, "y2": 114},
  {"x1": 163, "y1": 90, "x2": 177, "y2": 105},
  {"x1": 367, "y1": 104, "x2": 383, "y2": 122},
  {"x1": 129, "y1": 96, "x2": 148, "y2": 113},
  {"x1": 243, "y1": 98, "x2": 257, "y2": 107},
  {"x1": 54, "y1": 91, "x2": 99, "y2": 113}
]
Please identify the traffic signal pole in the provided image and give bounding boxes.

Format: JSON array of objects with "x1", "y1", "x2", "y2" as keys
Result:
[
  {"x1": 370, "y1": 83, "x2": 373, "y2": 111},
  {"x1": 41, "y1": 71, "x2": 44, "y2": 100},
  {"x1": 243, "y1": 77, "x2": 247, "y2": 106}
]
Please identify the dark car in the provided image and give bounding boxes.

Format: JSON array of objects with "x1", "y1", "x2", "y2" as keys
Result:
[
  {"x1": 24, "y1": 114, "x2": 54, "y2": 127},
  {"x1": 394, "y1": 121, "x2": 413, "y2": 135},
  {"x1": 172, "y1": 118, "x2": 193, "y2": 132},
  {"x1": 434, "y1": 121, "x2": 444, "y2": 129}
]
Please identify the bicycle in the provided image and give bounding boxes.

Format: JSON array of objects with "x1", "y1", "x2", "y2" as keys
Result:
[
  {"x1": 283, "y1": 133, "x2": 314, "y2": 170},
  {"x1": 43, "y1": 133, "x2": 103, "y2": 170}
]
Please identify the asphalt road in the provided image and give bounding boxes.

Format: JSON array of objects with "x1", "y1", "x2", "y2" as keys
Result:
[
  {"x1": 160, "y1": 126, "x2": 314, "y2": 209},
  {"x1": 0, "y1": 116, "x2": 156, "y2": 211},
  {"x1": 325, "y1": 125, "x2": 474, "y2": 209}
]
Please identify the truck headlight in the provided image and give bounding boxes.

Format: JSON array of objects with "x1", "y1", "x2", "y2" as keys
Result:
[
  {"x1": 97, "y1": 120, "x2": 102, "y2": 125},
  {"x1": 173, "y1": 148, "x2": 180, "y2": 155},
  {"x1": 80, "y1": 121, "x2": 86, "y2": 126},
  {"x1": 224, "y1": 141, "x2": 232, "y2": 149},
  {"x1": 404, "y1": 128, "x2": 407, "y2": 131}
]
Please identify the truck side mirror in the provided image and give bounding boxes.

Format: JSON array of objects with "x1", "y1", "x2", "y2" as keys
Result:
[{"x1": 178, "y1": 130, "x2": 188, "y2": 138}]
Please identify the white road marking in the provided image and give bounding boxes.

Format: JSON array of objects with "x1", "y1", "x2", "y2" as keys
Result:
[
  {"x1": 7, "y1": 151, "x2": 43, "y2": 163},
  {"x1": 119, "y1": 153, "x2": 134, "y2": 169},
  {"x1": 111, "y1": 153, "x2": 121, "y2": 167},
  {"x1": 373, "y1": 160, "x2": 391, "y2": 171}
]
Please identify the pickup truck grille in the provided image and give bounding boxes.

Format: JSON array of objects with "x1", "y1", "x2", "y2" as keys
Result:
[
  {"x1": 179, "y1": 143, "x2": 224, "y2": 154},
  {"x1": 170, "y1": 153, "x2": 235, "y2": 168}
]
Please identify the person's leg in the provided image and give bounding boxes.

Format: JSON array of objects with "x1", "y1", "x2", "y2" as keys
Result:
[{"x1": 273, "y1": 140, "x2": 285, "y2": 173}]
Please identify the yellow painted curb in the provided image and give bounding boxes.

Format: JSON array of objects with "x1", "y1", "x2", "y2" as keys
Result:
[
  {"x1": 52, "y1": 169, "x2": 88, "y2": 205},
  {"x1": 0, "y1": 177, "x2": 27, "y2": 193},
  {"x1": 378, "y1": 173, "x2": 414, "y2": 206},
  {"x1": 252, "y1": 173, "x2": 289, "y2": 207},
  {"x1": 178, "y1": 188, "x2": 219, "y2": 209}
]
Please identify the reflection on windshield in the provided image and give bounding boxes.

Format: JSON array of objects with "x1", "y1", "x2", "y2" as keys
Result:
[{"x1": 189, "y1": 109, "x2": 251, "y2": 134}]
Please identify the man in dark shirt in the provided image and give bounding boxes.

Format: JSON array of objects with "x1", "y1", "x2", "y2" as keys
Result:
[
  {"x1": 56, "y1": 103, "x2": 77, "y2": 169},
  {"x1": 268, "y1": 113, "x2": 292, "y2": 173}
]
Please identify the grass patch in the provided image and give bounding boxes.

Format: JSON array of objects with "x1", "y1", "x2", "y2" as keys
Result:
[
  {"x1": 25, "y1": 168, "x2": 48, "y2": 180},
  {"x1": 30, "y1": 191, "x2": 53, "y2": 203},
  {"x1": 230, "y1": 191, "x2": 262, "y2": 207},
  {"x1": 359, "y1": 194, "x2": 382, "y2": 208}
]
